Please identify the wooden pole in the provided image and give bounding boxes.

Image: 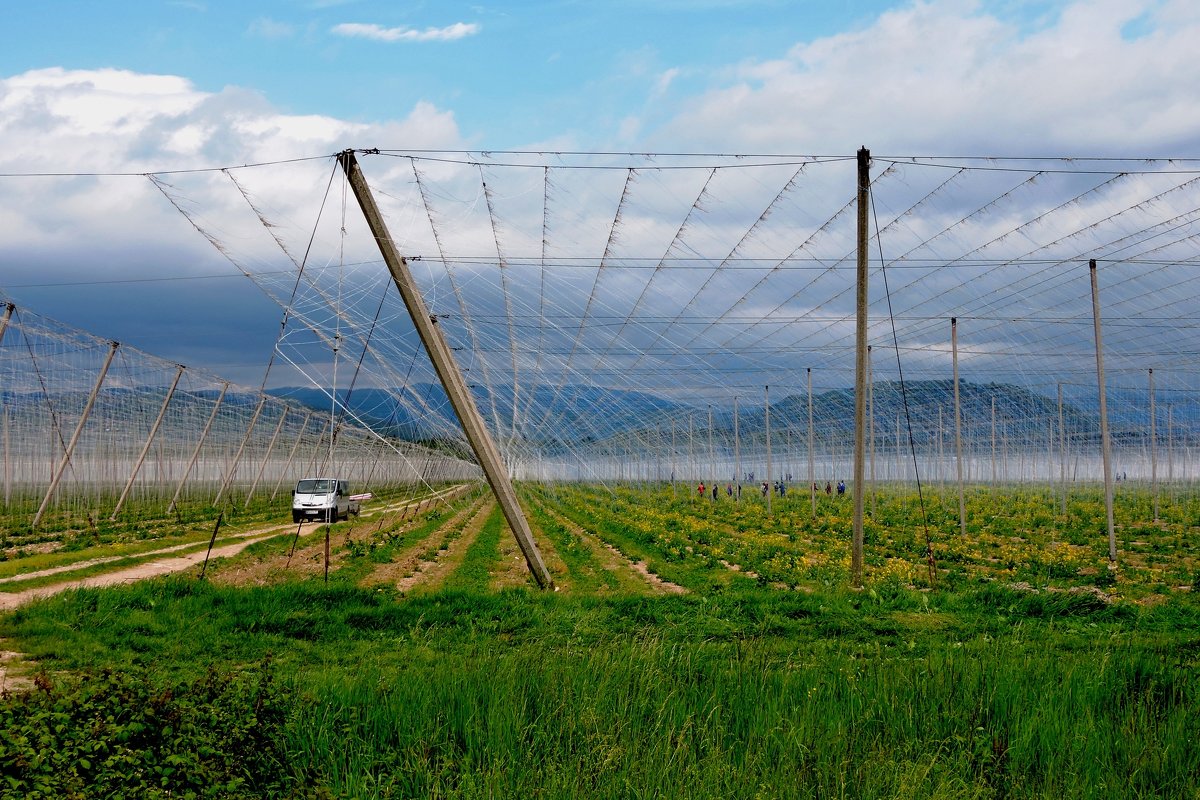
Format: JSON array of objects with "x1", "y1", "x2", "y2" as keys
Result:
[
  {"x1": 868, "y1": 344, "x2": 876, "y2": 517},
  {"x1": 2, "y1": 406, "x2": 9, "y2": 507},
  {"x1": 952, "y1": 318, "x2": 966, "y2": 536},
  {"x1": 708, "y1": 404, "x2": 715, "y2": 494},
  {"x1": 765, "y1": 384, "x2": 772, "y2": 516},
  {"x1": 0, "y1": 305, "x2": 10, "y2": 509},
  {"x1": 34, "y1": 340, "x2": 119, "y2": 528},
  {"x1": 245, "y1": 405, "x2": 289, "y2": 509},
  {"x1": 111, "y1": 364, "x2": 184, "y2": 519},
  {"x1": 213, "y1": 394, "x2": 266, "y2": 507},
  {"x1": 271, "y1": 411, "x2": 312, "y2": 501},
  {"x1": 1089, "y1": 260, "x2": 1117, "y2": 563},
  {"x1": 852, "y1": 146, "x2": 869, "y2": 587},
  {"x1": 671, "y1": 418, "x2": 676, "y2": 499},
  {"x1": 1058, "y1": 382, "x2": 1067, "y2": 515},
  {"x1": 734, "y1": 395, "x2": 741, "y2": 503},
  {"x1": 808, "y1": 368, "x2": 816, "y2": 519},
  {"x1": 169, "y1": 381, "x2": 228, "y2": 513},
  {"x1": 1149, "y1": 368, "x2": 1158, "y2": 522},
  {"x1": 0, "y1": 302, "x2": 13, "y2": 345},
  {"x1": 338, "y1": 150, "x2": 553, "y2": 589}
]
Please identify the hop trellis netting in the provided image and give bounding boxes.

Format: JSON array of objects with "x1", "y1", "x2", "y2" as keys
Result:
[
  {"x1": 5, "y1": 149, "x2": 1200, "y2": 528},
  {"x1": 0, "y1": 300, "x2": 481, "y2": 529}
]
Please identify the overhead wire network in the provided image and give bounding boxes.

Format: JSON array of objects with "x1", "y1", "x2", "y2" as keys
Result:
[{"x1": 7, "y1": 148, "x2": 1200, "y2": 496}]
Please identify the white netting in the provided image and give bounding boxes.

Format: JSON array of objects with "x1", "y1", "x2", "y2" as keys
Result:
[{"x1": 5, "y1": 149, "x2": 1200, "y2": 526}]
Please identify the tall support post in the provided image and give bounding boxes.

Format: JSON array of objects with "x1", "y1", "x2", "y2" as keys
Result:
[
  {"x1": 1089, "y1": 260, "x2": 1118, "y2": 563},
  {"x1": 33, "y1": 340, "x2": 119, "y2": 528},
  {"x1": 708, "y1": 404, "x2": 715, "y2": 495},
  {"x1": 688, "y1": 415, "x2": 694, "y2": 493},
  {"x1": 991, "y1": 397, "x2": 997, "y2": 485},
  {"x1": 338, "y1": 150, "x2": 553, "y2": 588},
  {"x1": 170, "y1": 381, "x2": 229, "y2": 513},
  {"x1": 671, "y1": 419, "x2": 677, "y2": 499},
  {"x1": 937, "y1": 406, "x2": 944, "y2": 486},
  {"x1": 1058, "y1": 383, "x2": 1067, "y2": 515},
  {"x1": 868, "y1": 344, "x2": 876, "y2": 517},
  {"x1": 852, "y1": 146, "x2": 869, "y2": 587},
  {"x1": 765, "y1": 384, "x2": 772, "y2": 516},
  {"x1": 807, "y1": 368, "x2": 816, "y2": 519},
  {"x1": 1167, "y1": 405, "x2": 1174, "y2": 486},
  {"x1": 1149, "y1": 368, "x2": 1158, "y2": 522},
  {"x1": 111, "y1": 364, "x2": 184, "y2": 519},
  {"x1": 3, "y1": 406, "x2": 9, "y2": 507},
  {"x1": 271, "y1": 411, "x2": 312, "y2": 501},
  {"x1": 0, "y1": 302, "x2": 13, "y2": 344},
  {"x1": 734, "y1": 395, "x2": 741, "y2": 503},
  {"x1": 952, "y1": 318, "x2": 966, "y2": 536},
  {"x1": 0, "y1": 304, "x2": 11, "y2": 508},
  {"x1": 245, "y1": 405, "x2": 289, "y2": 509},
  {"x1": 213, "y1": 394, "x2": 266, "y2": 507}
]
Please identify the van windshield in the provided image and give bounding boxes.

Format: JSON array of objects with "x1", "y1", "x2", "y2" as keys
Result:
[{"x1": 296, "y1": 479, "x2": 333, "y2": 493}]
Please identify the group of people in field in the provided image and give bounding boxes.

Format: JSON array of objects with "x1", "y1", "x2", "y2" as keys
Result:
[{"x1": 696, "y1": 478, "x2": 847, "y2": 499}]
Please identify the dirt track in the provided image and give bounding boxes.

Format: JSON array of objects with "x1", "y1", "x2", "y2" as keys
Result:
[{"x1": 0, "y1": 486, "x2": 471, "y2": 612}]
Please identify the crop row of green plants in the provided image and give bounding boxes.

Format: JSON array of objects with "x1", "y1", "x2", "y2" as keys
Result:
[{"x1": 532, "y1": 481, "x2": 1200, "y2": 599}]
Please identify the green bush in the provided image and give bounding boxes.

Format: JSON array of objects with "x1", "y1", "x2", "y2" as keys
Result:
[{"x1": 0, "y1": 661, "x2": 326, "y2": 800}]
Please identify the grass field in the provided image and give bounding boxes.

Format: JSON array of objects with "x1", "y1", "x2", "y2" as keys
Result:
[{"x1": 1, "y1": 482, "x2": 1198, "y2": 798}]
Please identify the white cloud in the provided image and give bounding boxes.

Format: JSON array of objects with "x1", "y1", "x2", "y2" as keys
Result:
[
  {"x1": 330, "y1": 21, "x2": 480, "y2": 43},
  {"x1": 0, "y1": 68, "x2": 466, "y2": 283},
  {"x1": 651, "y1": 0, "x2": 1200, "y2": 156}
]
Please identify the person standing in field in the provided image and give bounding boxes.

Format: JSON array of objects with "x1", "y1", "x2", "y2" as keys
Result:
[
  {"x1": 698, "y1": 482, "x2": 705, "y2": 498},
  {"x1": 837, "y1": 480, "x2": 846, "y2": 496}
]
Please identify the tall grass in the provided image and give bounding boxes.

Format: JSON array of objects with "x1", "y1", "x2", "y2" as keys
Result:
[{"x1": 3, "y1": 579, "x2": 1197, "y2": 798}]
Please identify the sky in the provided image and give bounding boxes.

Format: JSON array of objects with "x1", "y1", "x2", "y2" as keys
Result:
[{"x1": 3, "y1": 0, "x2": 1200, "y2": 401}]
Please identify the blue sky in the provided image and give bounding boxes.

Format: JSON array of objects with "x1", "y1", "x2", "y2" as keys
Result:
[
  {"x1": 3, "y1": 0, "x2": 1200, "y2": 391},
  {"x1": 0, "y1": 2, "x2": 911, "y2": 143}
]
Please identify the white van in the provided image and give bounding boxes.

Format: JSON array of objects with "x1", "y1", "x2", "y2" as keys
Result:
[{"x1": 291, "y1": 478, "x2": 359, "y2": 523}]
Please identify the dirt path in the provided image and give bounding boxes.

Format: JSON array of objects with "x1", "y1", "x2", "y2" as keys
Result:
[
  {"x1": 395, "y1": 497, "x2": 495, "y2": 594},
  {"x1": 0, "y1": 486, "x2": 472, "y2": 611},
  {"x1": 361, "y1": 493, "x2": 488, "y2": 588},
  {"x1": 534, "y1": 501, "x2": 687, "y2": 595}
]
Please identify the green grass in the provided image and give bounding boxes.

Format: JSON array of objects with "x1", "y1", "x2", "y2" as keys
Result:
[
  {"x1": 2, "y1": 482, "x2": 1200, "y2": 798},
  {"x1": 2, "y1": 577, "x2": 1198, "y2": 799}
]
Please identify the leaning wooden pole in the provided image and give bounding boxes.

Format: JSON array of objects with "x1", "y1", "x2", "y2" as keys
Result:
[
  {"x1": 213, "y1": 394, "x2": 266, "y2": 507},
  {"x1": 1089, "y1": 259, "x2": 1117, "y2": 563},
  {"x1": 34, "y1": 340, "x2": 119, "y2": 528},
  {"x1": 338, "y1": 150, "x2": 553, "y2": 589},
  {"x1": 111, "y1": 364, "x2": 184, "y2": 519},
  {"x1": 169, "y1": 381, "x2": 229, "y2": 513},
  {"x1": 852, "y1": 146, "x2": 869, "y2": 587},
  {"x1": 0, "y1": 302, "x2": 14, "y2": 345},
  {"x1": 245, "y1": 405, "x2": 289, "y2": 509}
]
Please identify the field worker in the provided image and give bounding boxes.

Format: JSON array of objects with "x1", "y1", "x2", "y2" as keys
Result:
[
  {"x1": 712, "y1": 484, "x2": 719, "y2": 501},
  {"x1": 726, "y1": 484, "x2": 733, "y2": 497},
  {"x1": 837, "y1": 480, "x2": 846, "y2": 496},
  {"x1": 698, "y1": 482, "x2": 706, "y2": 497},
  {"x1": 761, "y1": 481, "x2": 769, "y2": 497},
  {"x1": 825, "y1": 481, "x2": 832, "y2": 495}
]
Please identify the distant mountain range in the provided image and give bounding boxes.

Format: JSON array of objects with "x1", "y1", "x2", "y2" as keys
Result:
[{"x1": 267, "y1": 379, "x2": 1199, "y2": 447}]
